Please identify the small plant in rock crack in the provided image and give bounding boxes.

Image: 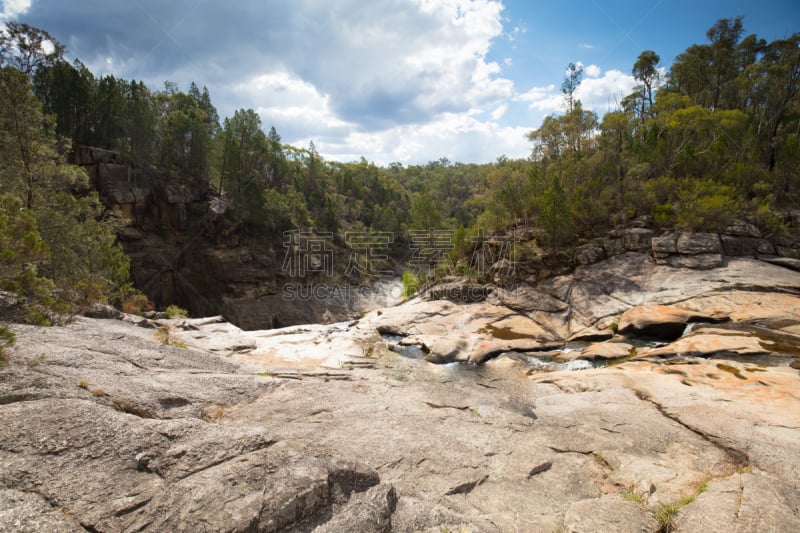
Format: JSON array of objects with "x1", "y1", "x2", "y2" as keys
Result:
[
  {"x1": 654, "y1": 502, "x2": 680, "y2": 532},
  {"x1": 623, "y1": 487, "x2": 648, "y2": 505},
  {"x1": 154, "y1": 325, "x2": 187, "y2": 348},
  {"x1": 653, "y1": 481, "x2": 708, "y2": 532},
  {"x1": 0, "y1": 324, "x2": 15, "y2": 368}
]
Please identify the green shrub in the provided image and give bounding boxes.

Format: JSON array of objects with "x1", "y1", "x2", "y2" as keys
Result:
[
  {"x1": 401, "y1": 271, "x2": 420, "y2": 298},
  {"x1": 676, "y1": 179, "x2": 740, "y2": 231},
  {"x1": 647, "y1": 177, "x2": 741, "y2": 231},
  {"x1": 164, "y1": 305, "x2": 188, "y2": 318},
  {"x1": 121, "y1": 292, "x2": 152, "y2": 315},
  {"x1": 0, "y1": 324, "x2": 15, "y2": 367}
]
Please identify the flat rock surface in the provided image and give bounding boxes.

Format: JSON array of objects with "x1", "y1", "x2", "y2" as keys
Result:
[{"x1": 2, "y1": 253, "x2": 800, "y2": 531}]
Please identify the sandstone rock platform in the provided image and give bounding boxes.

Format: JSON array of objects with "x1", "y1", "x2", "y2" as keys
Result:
[{"x1": 2, "y1": 252, "x2": 799, "y2": 531}]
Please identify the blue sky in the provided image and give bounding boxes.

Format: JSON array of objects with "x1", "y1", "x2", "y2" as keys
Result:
[{"x1": 2, "y1": 0, "x2": 798, "y2": 165}]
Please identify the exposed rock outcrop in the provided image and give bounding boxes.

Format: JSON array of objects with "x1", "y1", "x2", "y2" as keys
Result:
[
  {"x1": 2, "y1": 250, "x2": 800, "y2": 530},
  {"x1": 618, "y1": 304, "x2": 725, "y2": 340}
]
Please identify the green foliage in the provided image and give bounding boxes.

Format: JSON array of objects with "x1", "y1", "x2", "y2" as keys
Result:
[
  {"x1": 0, "y1": 22, "x2": 65, "y2": 75},
  {"x1": 0, "y1": 60, "x2": 133, "y2": 323},
  {"x1": 0, "y1": 323, "x2": 15, "y2": 367},
  {"x1": 154, "y1": 324, "x2": 187, "y2": 348},
  {"x1": 647, "y1": 177, "x2": 740, "y2": 231},
  {"x1": 410, "y1": 188, "x2": 442, "y2": 230},
  {"x1": 164, "y1": 305, "x2": 188, "y2": 319},
  {"x1": 651, "y1": 481, "x2": 708, "y2": 532},
  {"x1": 653, "y1": 502, "x2": 680, "y2": 532},
  {"x1": 622, "y1": 487, "x2": 648, "y2": 505},
  {"x1": 4, "y1": 18, "x2": 798, "y2": 298},
  {"x1": 401, "y1": 271, "x2": 420, "y2": 299},
  {"x1": 537, "y1": 175, "x2": 575, "y2": 251},
  {"x1": 0, "y1": 193, "x2": 58, "y2": 323},
  {"x1": 121, "y1": 292, "x2": 152, "y2": 315},
  {"x1": 37, "y1": 193, "x2": 131, "y2": 309}
]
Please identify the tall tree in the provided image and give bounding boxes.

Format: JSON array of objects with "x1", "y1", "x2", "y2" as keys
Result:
[
  {"x1": 632, "y1": 50, "x2": 660, "y2": 118},
  {"x1": 561, "y1": 62, "x2": 584, "y2": 113},
  {"x1": 0, "y1": 22, "x2": 64, "y2": 75}
]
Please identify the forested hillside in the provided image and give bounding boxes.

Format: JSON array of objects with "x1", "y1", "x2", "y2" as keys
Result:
[{"x1": 1, "y1": 17, "x2": 799, "y2": 325}]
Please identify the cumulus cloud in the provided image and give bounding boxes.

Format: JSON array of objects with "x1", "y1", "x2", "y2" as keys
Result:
[
  {"x1": 490, "y1": 104, "x2": 508, "y2": 120},
  {"x1": 320, "y1": 112, "x2": 532, "y2": 165},
  {"x1": 18, "y1": 0, "x2": 521, "y2": 163},
  {"x1": 515, "y1": 84, "x2": 561, "y2": 111},
  {"x1": 0, "y1": 0, "x2": 31, "y2": 22},
  {"x1": 577, "y1": 68, "x2": 637, "y2": 113},
  {"x1": 515, "y1": 69, "x2": 636, "y2": 117},
  {"x1": 584, "y1": 64, "x2": 602, "y2": 78},
  {"x1": 12, "y1": 0, "x2": 635, "y2": 164}
]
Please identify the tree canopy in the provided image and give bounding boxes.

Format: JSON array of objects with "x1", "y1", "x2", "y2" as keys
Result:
[{"x1": 1, "y1": 16, "x2": 798, "y2": 314}]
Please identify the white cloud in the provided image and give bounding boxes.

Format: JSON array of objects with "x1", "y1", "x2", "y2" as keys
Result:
[
  {"x1": 515, "y1": 84, "x2": 561, "y2": 111},
  {"x1": 491, "y1": 104, "x2": 507, "y2": 120},
  {"x1": 585, "y1": 64, "x2": 602, "y2": 78},
  {"x1": 13, "y1": 0, "x2": 527, "y2": 164},
  {"x1": 515, "y1": 69, "x2": 636, "y2": 117},
  {"x1": 578, "y1": 43, "x2": 594, "y2": 50},
  {"x1": 576, "y1": 68, "x2": 637, "y2": 113},
  {"x1": 233, "y1": 0, "x2": 520, "y2": 163},
  {"x1": 319, "y1": 112, "x2": 531, "y2": 165},
  {"x1": 0, "y1": 0, "x2": 31, "y2": 22}
]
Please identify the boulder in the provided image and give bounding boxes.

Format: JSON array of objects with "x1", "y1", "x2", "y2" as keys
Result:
[
  {"x1": 623, "y1": 228, "x2": 655, "y2": 252},
  {"x1": 5, "y1": 285, "x2": 800, "y2": 531},
  {"x1": 761, "y1": 256, "x2": 800, "y2": 272},
  {"x1": 651, "y1": 233, "x2": 678, "y2": 256},
  {"x1": 0, "y1": 489, "x2": 86, "y2": 532},
  {"x1": 314, "y1": 483, "x2": 397, "y2": 533},
  {"x1": 74, "y1": 146, "x2": 119, "y2": 165},
  {"x1": 721, "y1": 235, "x2": 775, "y2": 257},
  {"x1": 640, "y1": 332, "x2": 771, "y2": 358},
  {"x1": 578, "y1": 342, "x2": 634, "y2": 361},
  {"x1": 602, "y1": 237, "x2": 626, "y2": 257},
  {"x1": 424, "y1": 337, "x2": 469, "y2": 363},
  {"x1": 618, "y1": 305, "x2": 723, "y2": 340},
  {"x1": 724, "y1": 219, "x2": 762, "y2": 238},
  {"x1": 676, "y1": 233, "x2": 722, "y2": 255},
  {"x1": 84, "y1": 303, "x2": 124, "y2": 320},
  {"x1": 574, "y1": 243, "x2": 606, "y2": 266},
  {"x1": 675, "y1": 473, "x2": 800, "y2": 533},
  {"x1": 777, "y1": 245, "x2": 800, "y2": 259},
  {"x1": 97, "y1": 163, "x2": 135, "y2": 204}
]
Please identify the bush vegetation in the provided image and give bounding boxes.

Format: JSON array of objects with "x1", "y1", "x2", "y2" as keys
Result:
[{"x1": 1, "y1": 17, "x2": 798, "y2": 323}]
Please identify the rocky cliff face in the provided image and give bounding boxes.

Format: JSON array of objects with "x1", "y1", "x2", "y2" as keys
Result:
[
  {"x1": 2, "y1": 251, "x2": 799, "y2": 531},
  {"x1": 81, "y1": 146, "x2": 800, "y2": 332},
  {"x1": 78, "y1": 147, "x2": 396, "y2": 330}
]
